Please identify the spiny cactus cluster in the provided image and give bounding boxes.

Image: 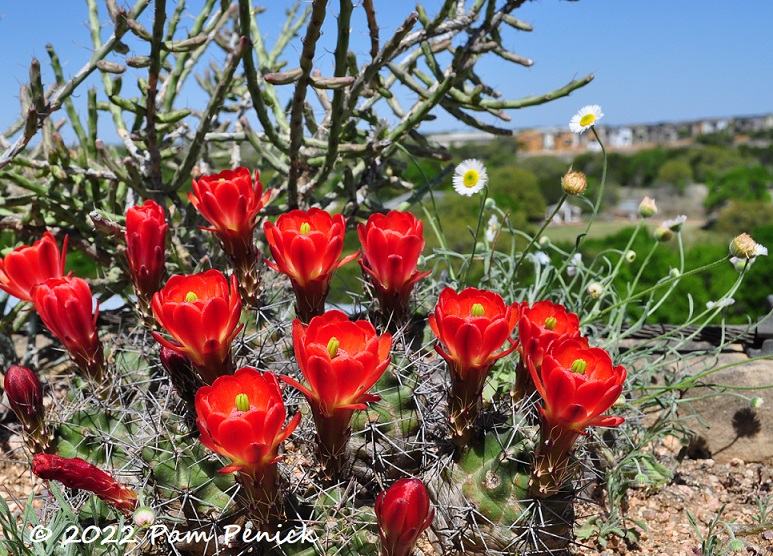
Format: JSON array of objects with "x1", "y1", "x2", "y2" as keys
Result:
[{"x1": 0, "y1": 163, "x2": 639, "y2": 556}]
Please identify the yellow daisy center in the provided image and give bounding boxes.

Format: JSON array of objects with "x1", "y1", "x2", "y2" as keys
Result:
[
  {"x1": 579, "y1": 113, "x2": 595, "y2": 127},
  {"x1": 185, "y1": 291, "x2": 198, "y2": 302},
  {"x1": 299, "y1": 222, "x2": 311, "y2": 235},
  {"x1": 235, "y1": 393, "x2": 250, "y2": 412},
  {"x1": 463, "y1": 169, "x2": 479, "y2": 188}
]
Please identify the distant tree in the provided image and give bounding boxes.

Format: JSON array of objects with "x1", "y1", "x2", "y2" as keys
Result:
[
  {"x1": 704, "y1": 164, "x2": 772, "y2": 212},
  {"x1": 689, "y1": 145, "x2": 753, "y2": 182},
  {"x1": 656, "y1": 159, "x2": 693, "y2": 193},
  {"x1": 695, "y1": 130, "x2": 734, "y2": 147},
  {"x1": 519, "y1": 156, "x2": 570, "y2": 204},
  {"x1": 714, "y1": 200, "x2": 773, "y2": 235},
  {"x1": 487, "y1": 166, "x2": 546, "y2": 221}
]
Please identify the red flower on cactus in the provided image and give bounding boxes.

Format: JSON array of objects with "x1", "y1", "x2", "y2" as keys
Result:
[
  {"x1": 282, "y1": 310, "x2": 391, "y2": 473},
  {"x1": 32, "y1": 276, "x2": 105, "y2": 381},
  {"x1": 125, "y1": 200, "x2": 167, "y2": 301},
  {"x1": 528, "y1": 337, "x2": 626, "y2": 497},
  {"x1": 0, "y1": 232, "x2": 67, "y2": 302},
  {"x1": 531, "y1": 337, "x2": 626, "y2": 433},
  {"x1": 357, "y1": 211, "x2": 430, "y2": 318},
  {"x1": 32, "y1": 453, "x2": 137, "y2": 514},
  {"x1": 189, "y1": 167, "x2": 271, "y2": 258},
  {"x1": 512, "y1": 300, "x2": 581, "y2": 402},
  {"x1": 429, "y1": 287, "x2": 518, "y2": 380},
  {"x1": 195, "y1": 367, "x2": 300, "y2": 474},
  {"x1": 375, "y1": 478, "x2": 434, "y2": 556},
  {"x1": 429, "y1": 287, "x2": 518, "y2": 441},
  {"x1": 518, "y1": 300, "x2": 581, "y2": 369},
  {"x1": 151, "y1": 270, "x2": 243, "y2": 384},
  {"x1": 263, "y1": 209, "x2": 358, "y2": 321},
  {"x1": 283, "y1": 310, "x2": 392, "y2": 416}
]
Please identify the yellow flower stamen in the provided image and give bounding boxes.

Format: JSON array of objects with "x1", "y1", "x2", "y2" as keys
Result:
[
  {"x1": 544, "y1": 317, "x2": 557, "y2": 331},
  {"x1": 299, "y1": 222, "x2": 311, "y2": 235},
  {"x1": 185, "y1": 291, "x2": 198, "y2": 302},
  {"x1": 327, "y1": 337, "x2": 340, "y2": 358},
  {"x1": 235, "y1": 393, "x2": 250, "y2": 412},
  {"x1": 471, "y1": 303, "x2": 485, "y2": 317},
  {"x1": 570, "y1": 359, "x2": 587, "y2": 375},
  {"x1": 463, "y1": 170, "x2": 479, "y2": 188},
  {"x1": 579, "y1": 114, "x2": 595, "y2": 127}
]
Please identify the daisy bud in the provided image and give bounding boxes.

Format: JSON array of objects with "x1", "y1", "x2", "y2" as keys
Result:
[
  {"x1": 729, "y1": 233, "x2": 768, "y2": 259},
  {"x1": 750, "y1": 397, "x2": 764, "y2": 409},
  {"x1": 654, "y1": 226, "x2": 673, "y2": 243},
  {"x1": 587, "y1": 282, "x2": 603, "y2": 299},
  {"x1": 639, "y1": 197, "x2": 658, "y2": 218},
  {"x1": 625, "y1": 250, "x2": 636, "y2": 263},
  {"x1": 561, "y1": 168, "x2": 587, "y2": 196},
  {"x1": 133, "y1": 507, "x2": 156, "y2": 528},
  {"x1": 670, "y1": 268, "x2": 681, "y2": 279},
  {"x1": 484, "y1": 198, "x2": 497, "y2": 210},
  {"x1": 538, "y1": 236, "x2": 550, "y2": 247}
]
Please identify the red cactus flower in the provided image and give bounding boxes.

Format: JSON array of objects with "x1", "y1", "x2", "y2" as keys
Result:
[
  {"x1": 512, "y1": 300, "x2": 581, "y2": 403},
  {"x1": 195, "y1": 367, "x2": 299, "y2": 524},
  {"x1": 189, "y1": 167, "x2": 271, "y2": 260},
  {"x1": 125, "y1": 199, "x2": 167, "y2": 303},
  {"x1": 357, "y1": 211, "x2": 430, "y2": 321},
  {"x1": 32, "y1": 276, "x2": 105, "y2": 382},
  {"x1": 263, "y1": 209, "x2": 359, "y2": 322},
  {"x1": 3, "y1": 365, "x2": 48, "y2": 450},
  {"x1": 428, "y1": 287, "x2": 518, "y2": 441},
  {"x1": 32, "y1": 453, "x2": 137, "y2": 515},
  {"x1": 0, "y1": 232, "x2": 67, "y2": 302},
  {"x1": 189, "y1": 168, "x2": 271, "y2": 307},
  {"x1": 375, "y1": 478, "x2": 434, "y2": 556},
  {"x1": 528, "y1": 337, "x2": 626, "y2": 497},
  {"x1": 151, "y1": 270, "x2": 243, "y2": 385},
  {"x1": 281, "y1": 310, "x2": 391, "y2": 474},
  {"x1": 531, "y1": 338, "x2": 625, "y2": 433},
  {"x1": 195, "y1": 367, "x2": 300, "y2": 475}
]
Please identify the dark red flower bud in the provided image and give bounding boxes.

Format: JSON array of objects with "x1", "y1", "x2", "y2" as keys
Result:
[
  {"x1": 32, "y1": 453, "x2": 137, "y2": 515},
  {"x1": 125, "y1": 199, "x2": 167, "y2": 302},
  {"x1": 4, "y1": 365, "x2": 46, "y2": 443},
  {"x1": 375, "y1": 478, "x2": 434, "y2": 556}
]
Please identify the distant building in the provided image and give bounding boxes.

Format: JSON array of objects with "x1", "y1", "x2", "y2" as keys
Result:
[{"x1": 427, "y1": 113, "x2": 773, "y2": 155}]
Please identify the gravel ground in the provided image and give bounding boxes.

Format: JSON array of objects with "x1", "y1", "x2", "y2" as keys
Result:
[{"x1": 573, "y1": 456, "x2": 773, "y2": 556}]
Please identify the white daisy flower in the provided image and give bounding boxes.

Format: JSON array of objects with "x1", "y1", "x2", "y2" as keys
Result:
[
  {"x1": 485, "y1": 214, "x2": 499, "y2": 243},
  {"x1": 662, "y1": 215, "x2": 687, "y2": 232},
  {"x1": 535, "y1": 251, "x2": 550, "y2": 266},
  {"x1": 569, "y1": 105, "x2": 604, "y2": 134},
  {"x1": 453, "y1": 159, "x2": 488, "y2": 196}
]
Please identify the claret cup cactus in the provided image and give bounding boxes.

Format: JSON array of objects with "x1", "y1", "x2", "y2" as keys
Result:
[{"x1": 1, "y1": 2, "x2": 759, "y2": 555}]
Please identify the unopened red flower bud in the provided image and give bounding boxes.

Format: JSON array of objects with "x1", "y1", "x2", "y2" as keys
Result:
[
  {"x1": 375, "y1": 478, "x2": 434, "y2": 556},
  {"x1": 32, "y1": 453, "x2": 137, "y2": 515},
  {"x1": 4, "y1": 365, "x2": 47, "y2": 449},
  {"x1": 561, "y1": 168, "x2": 587, "y2": 196}
]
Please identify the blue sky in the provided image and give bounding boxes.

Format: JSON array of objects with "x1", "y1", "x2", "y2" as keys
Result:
[{"x1": 0, "y1": 0, "x2": 770, "y2": 139}]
